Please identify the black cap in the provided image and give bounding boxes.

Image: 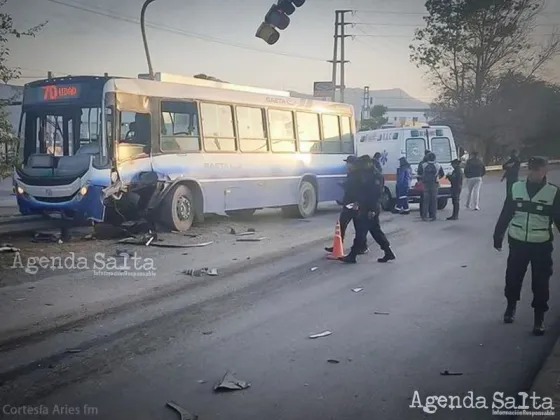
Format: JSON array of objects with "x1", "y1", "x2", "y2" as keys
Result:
[
  {"x1": 343, "y1": 155, "x2": 357, "y2": 163},
  {"x1": 528, "y1": 156, "x2": 548, "y2": 170}
]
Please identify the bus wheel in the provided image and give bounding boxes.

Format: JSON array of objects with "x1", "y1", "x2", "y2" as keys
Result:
[
  {"x1": 162, "y1": 184, "x2": 195, "y2": 232},
  {"x1": 437, "y1": 198, "x2": 448, "y2": 210},
  {"x1": 225, "y1": 209, "x2": 256, "y2": 218},
  {"x1": 381, "y1": 188, "x2": 394, "y2": 212},
  {"x1": 282, "y1": 180, "x2": 317, "y2": 218}
]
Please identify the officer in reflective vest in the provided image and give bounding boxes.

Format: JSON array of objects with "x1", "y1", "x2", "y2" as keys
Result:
[{"x1": 493, "y1": 157, "x2": 560, "y2": 335}]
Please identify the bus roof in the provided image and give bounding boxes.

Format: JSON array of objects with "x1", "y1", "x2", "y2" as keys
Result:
[{"x1": 104, "y1": 77, "x2": 354, "y2": 115}]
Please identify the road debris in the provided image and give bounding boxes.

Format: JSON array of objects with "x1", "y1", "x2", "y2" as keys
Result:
[
  {"x1": 311, "y1": 267, "x2": 318, "y2": 272},
  {"x1": 248, "y1": 227, "x2": 256, "y2": 232},
  {"x1": 229, "y1": 228, "x2": 236, "y2": 235},
  {"x1": 214, "y1": 371, "x2": 251, "y2": 392},
  {"x1": 115, "y1": 249, "x2": 130, "y2": 258},
  {"x1": 202, "y1": 331, "x2": 213, "y2": 335},
  {"x1": 166, "y1": 401, "x2": 198, "y2": 420},
  {"x1": 183, "y1": 268, "x2": 219, "y2": 277},
  {"x1": 66, "y1": 349, "x2": 82, "y2": 354},
  {"x1": 327, "y1": 359, "x2": 340, "y2": 364},
  {"x1": 32, "y1": 231, "x2": 60, "y2": 243},
  {"x1": 309, "y1": 331, "x2": 332, "y2": 339},
  {"x1": 461, "y1": 265, "x2": 467, "y2": 268},
  {"x1": 236, "y1": 237, "x2": 267, "y2": 242},
  {"x1": 236, "y1": 232, "x2": 255, "y2": 237},
  {"x1": 440, "y1": 370, "x2": 463, "y2": 376},
  {"x1": 0, "y1": 245, "x2": 19, "y2": 253},
  {"x1": 374, "y1": 311, "x2": 390, "y2": 315},
  {"x1": 352, "y1": 288, "x2": 363, "y2": 293}
]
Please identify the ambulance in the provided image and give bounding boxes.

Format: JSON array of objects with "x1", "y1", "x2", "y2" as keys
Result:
[{"x1": 355, "y1": 125, "x2": 458, "y2": 211}]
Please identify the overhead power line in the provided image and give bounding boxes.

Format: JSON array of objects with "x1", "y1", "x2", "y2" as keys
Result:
[{"x1": 44, "y1": 0, "x2": 326, "y2": 63}]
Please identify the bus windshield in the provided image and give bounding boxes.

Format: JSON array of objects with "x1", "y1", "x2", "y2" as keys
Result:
[{"x1": 19, "y1": 106, "x2": 103, "y2": 161}]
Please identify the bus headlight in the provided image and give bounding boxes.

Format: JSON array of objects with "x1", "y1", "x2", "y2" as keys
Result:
[
  {"x1": 17, "y1": 186, "x2": 24, "y2": 195},
  {"x1": 79, "y1": 185, "x2": 88, "y2": 196}
]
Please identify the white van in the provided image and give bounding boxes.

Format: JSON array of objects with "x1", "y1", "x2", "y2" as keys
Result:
[{"x1": 356, "y1": 125, "x2": 458, "y2": 211}]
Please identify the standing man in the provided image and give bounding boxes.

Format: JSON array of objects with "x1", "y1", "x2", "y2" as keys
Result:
[
  {"x1": 325, "y1": 156, "x2": 367, "y2": 254},
  {"x1": 501, "y1": 149, "x2": 521, "y2": 197},
  {"x1": 493, "y1": 157, "x2": 560, "y2": 335},
  {"x1": 464, "y1": 151, "x2": 486, "y2": 210},
  {"x1": 417, "y1": 150, "x2": 431, "y2": 216},
  {"x1": 341, "y1": 156, "x2": 395, "y2": 264},
  {"x1": 418, "y1": 152, "x2": 445, "y2": 221},
  {"x1": 446, "y1": 158, "x2": 463, "y2": 220}
]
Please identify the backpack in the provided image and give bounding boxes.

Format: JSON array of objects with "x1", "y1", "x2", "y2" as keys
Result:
[{"x1": 422, "y1": 162, "x2": 438, "y2": 184}]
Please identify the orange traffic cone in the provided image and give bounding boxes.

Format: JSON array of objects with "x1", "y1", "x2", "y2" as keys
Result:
[{"x1": 327, "y1": 221, "x2": 344, "y2": 260}]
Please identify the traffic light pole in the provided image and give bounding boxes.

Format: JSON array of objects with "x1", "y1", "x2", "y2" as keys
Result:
[
  {"x1": 328, "y1": 10, "x2": 351, "y2": 102},
  {"x1": 141, "y1": 0, "x2": 157, "y2": 80}
]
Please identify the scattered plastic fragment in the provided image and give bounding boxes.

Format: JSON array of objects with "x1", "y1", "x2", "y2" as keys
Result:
[
  {"x1": 15, "y1": 298, "x2": 26, "y2": 301},
  {"x1": 166, "y1": 401, "x2": 198, "y2": 420},
  {"x1": 214, "y1": 372, "x2": 251, "y2": 392},
  {"x1": 183, "y1": 268, "x2": 219, "y2": 277},
  {"x1": 327, "y1": 359, "x2": 340, "y2": 364},
  {"x1": 309, "y1": 331, "x2": 332, "y2": 339},
  {"x1": 461, "y1": 265, "x2": 467, "y2": 268},
  {"x1": 66, "y1": 349, "x2": 82, "y2": 353},
  {"x1": 202, "y1": 331, "x2": 213, "y2": 335},
  {"x1": 237, "y1": 232, "x2": 255, "y2": 237},
  {"x1": 197, "y1": 380, "x2": 206, "y2": 384},
  {"x1": 352, "y1": 288, "x2": 363, "y2": 293},
  {"x1": 440, "y1": 370, "x2": 463, "y2": 376},
  {"x1": 236, "y1": 237, "x2": 267, "y2": 242},
  {"x1": 311, "y1": 267, "x2": 318, "y2": 272},
  {"x1": 0, "y1": 245, "x2": 19, "y2": 253},
  {"x1": 229, "y1": 228, "x2": 236, "y2": 235},
  {"x1": 374, "y1": 311, "x2": 390, "y2": 315},
  {"x1": 247, "y1": 228, "x2": 256, "y2": 232}
]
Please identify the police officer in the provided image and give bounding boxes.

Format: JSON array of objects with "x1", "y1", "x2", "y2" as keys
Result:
[
  {"x1": 325, "y1": 155, "x2": 367, "y2": 254},
  {"x1": 493, "y1": 157, "x2": 560, "y2": 335},
  {"x1": 342, "y1": 155, "x2": 396, "y2": 264}
]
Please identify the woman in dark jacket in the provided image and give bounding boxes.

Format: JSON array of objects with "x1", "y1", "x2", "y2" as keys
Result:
[{"x1": 395, "y1": 157, "x2": 412, "y2": 214}]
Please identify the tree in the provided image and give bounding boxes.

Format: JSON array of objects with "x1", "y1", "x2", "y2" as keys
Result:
[
  {"x1": 0, "y1": 1, "x2": 45, "y2": 178},
  {"x1": 410, "y1": 0, "x2": 560, "y2": 158},
  {"x1": 360, "y1": 105, "x2": 389, "y2": 130}
]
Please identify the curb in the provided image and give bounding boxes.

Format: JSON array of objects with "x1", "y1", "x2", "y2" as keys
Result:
[{"x1": 524, "y1": 336, "x2": 560, "y2": 417}]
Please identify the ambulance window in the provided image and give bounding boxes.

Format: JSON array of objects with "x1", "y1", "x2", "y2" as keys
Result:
[
  {"x1": 431, "y1": 137, "x2": 452, "y2": 162},
  {"x1": 406, "y1": 138, "x2": 425, "y2": 164}
]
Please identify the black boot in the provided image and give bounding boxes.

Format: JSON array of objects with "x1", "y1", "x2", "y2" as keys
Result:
[
  {"x1": 378, "y1": 247, "x2": 396, "y2": 263},
  {"x1": 533, "y1": 311, "x2": 545, "y2": 336},
  {"x1": 503, "y1": 302, "x2": 516, "y2": 323},
  {"x1": 341, "y1": 253, "x2": 357, "y2": 264}
]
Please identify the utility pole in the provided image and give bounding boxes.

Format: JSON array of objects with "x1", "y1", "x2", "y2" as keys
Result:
[
  {"x1": 141, "y1": 0, "x2": 157, "y2": 80},
  {"x1": 328, "y1": 10, "x2": 352, "y2": 102},
  {"x1": 361, "y1": 86, "x2": 371, "y2": 121}
]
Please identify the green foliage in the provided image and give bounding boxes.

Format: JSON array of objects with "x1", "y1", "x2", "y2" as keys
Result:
[
  {"x1": 360, "y1": 105, "x2": 389, "y2": 130},
  {"x1": 0, "y1": 0, "x2": 46, "y2": 178},
  {"x1": 411, "y1": 0, "x2": 560, "y2": 159}
]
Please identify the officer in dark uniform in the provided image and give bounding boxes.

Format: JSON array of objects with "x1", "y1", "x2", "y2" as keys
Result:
[
  {"x1": 493, "y1": 157, "x2": 560, "y2": 335},
  {"x1": 342, "y1": 155, "x2": 396, "y2": 264},
  {"x1": 325, "y1": 155, "x2": 367, "y2": 254}
]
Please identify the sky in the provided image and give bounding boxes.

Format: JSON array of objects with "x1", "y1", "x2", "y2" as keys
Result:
[{"x1": 5, "y1": 0, "x2": 560, "y2": 103}]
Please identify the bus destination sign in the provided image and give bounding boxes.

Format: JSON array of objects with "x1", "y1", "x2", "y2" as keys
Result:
[
  {"x1": 42, "y1": 84, "x2": 80, "y2": 101},
  {"x1": 24, "y1": 83, "x2": 83, "y2": 105}
]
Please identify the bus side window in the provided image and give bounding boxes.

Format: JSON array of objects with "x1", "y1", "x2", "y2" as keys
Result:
[
  {"x1": 296, "y1": 112, "x2": 321, "y2": 153},
  {"x1": 160, "y1": 101, "x2": 200, "y2": 152},
  {"x1": 321, "y1": 114, "x2": 342, "y2": 154},
  {"x1": 340, "y1": 116, "x2": 354, "y2": 154},
  {"x1": 269, "y1": 109, "x2": 296, "y2": 153},
  {"x1": 120, "y1": 111, "x2": 151, "y2": 146},
  {"x1": 237, "y1": 106, "x2": 268, "y2": 153},
  {"x1": 200, "y1": 102, "x2": 237, "y2": 152}
]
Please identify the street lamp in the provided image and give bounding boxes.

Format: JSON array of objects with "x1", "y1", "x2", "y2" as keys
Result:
[{"x1": 141, "y1": 0, "x2": 157, "y2": 79}]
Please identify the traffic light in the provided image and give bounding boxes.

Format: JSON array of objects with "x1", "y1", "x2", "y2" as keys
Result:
[{"x1": 255, "y1": 0, "x2": 306, "y2": 45}]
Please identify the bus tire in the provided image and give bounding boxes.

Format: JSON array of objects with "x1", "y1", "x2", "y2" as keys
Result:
[
  {"x1": 437, "y1": 198, "x2": 448, "y2": 210},
  {"x1": 381, "y1": 187, "x2": 394, "y2": 212},
  {"x1": 161, "y1": 184, "x2": 195, "y2": 232},
  {"x1": 225, "y1": 209, "x2": 256, "y2": 218},
  {"x1": 281, "y1": 180, "x2": 317, "y2": 218}
]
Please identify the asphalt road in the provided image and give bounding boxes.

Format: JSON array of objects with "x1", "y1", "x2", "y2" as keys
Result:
[{"x1": 2, "y1": 172, "x2": 560, "y2": 420}]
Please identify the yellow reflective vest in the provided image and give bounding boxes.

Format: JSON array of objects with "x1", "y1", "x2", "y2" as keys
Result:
[{"x1": 508, "y1": 180, "x2": 558, "y2": 243}]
